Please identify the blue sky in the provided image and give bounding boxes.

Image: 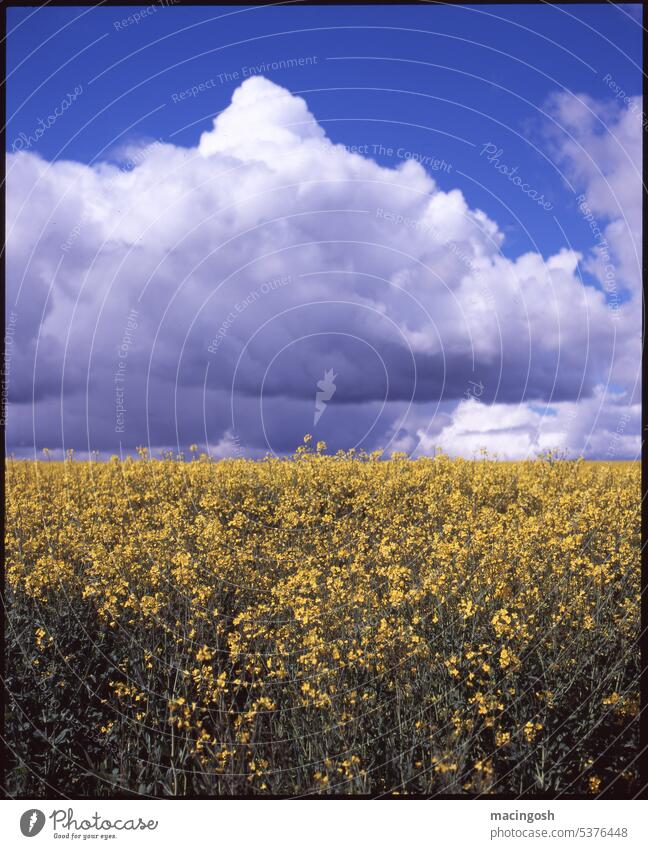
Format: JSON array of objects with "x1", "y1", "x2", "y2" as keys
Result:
[{"x1": 5, "y1": 4, "x2": 643, "y2": 459}]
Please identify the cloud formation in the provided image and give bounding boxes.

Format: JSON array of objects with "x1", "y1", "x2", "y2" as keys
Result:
[{"x1": 5, "y1": 77, "x2": 641, "y2": 458}]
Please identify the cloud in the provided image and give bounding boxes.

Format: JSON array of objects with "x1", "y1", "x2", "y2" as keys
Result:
[
  {"x1": 545, "y1": 90, "x2": 642, "y2": 299},
  {"x1": 408, "y1": 389, "x2": 639, "y2": 461},
  {"x1": 5, "y1": 77, "x2": 640, "y2": 457}
]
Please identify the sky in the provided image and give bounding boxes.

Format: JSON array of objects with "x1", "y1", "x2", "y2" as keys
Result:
[{"x1": 4, "y1": 3, "x2": 643, "y2": 460}]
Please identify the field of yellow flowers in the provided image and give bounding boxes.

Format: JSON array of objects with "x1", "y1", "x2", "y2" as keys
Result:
[{"x1": 4, "y1": 442, "x2": 640, "y2": 797}]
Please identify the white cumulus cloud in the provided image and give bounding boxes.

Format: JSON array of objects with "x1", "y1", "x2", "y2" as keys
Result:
[{"x1": 5, "y1": 77, "x2": 640, "y2": 457}]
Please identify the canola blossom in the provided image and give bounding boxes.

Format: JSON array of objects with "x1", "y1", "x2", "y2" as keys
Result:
[{"x1": 4, "y1": 445, "x2": 640, "y2": 796}]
